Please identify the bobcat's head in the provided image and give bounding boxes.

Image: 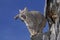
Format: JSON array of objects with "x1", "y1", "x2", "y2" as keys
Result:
[{"x1": 14, "y1": 7, "x2": 28, "y2": 21}]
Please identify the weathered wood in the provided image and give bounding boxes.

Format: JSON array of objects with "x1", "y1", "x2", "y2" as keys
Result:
[{"x1": 43, "y1": 0, "x2": 60, "y2": 40}]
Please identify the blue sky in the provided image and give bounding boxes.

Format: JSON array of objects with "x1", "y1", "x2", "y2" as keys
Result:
[{"x1": 0, "y1": 0, "x2": 48, "y2": 40}]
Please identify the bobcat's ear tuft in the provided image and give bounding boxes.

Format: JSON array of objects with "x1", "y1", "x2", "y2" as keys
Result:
[{"x1": 19, "y1": 10, "x2": 21, "y2": 13}]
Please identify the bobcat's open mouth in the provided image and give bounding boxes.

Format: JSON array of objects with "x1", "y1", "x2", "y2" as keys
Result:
[
  {"x1": 20, "y1": 15, "x2": 26, "y2": 22},
  {"x1": 21, "y1": 15, "x2": 26, "y2": 19}
]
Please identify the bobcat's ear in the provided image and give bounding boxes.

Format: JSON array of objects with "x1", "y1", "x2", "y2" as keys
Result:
[{"x1": 24, "y1": 7, "x2": 28, "y2": 11}]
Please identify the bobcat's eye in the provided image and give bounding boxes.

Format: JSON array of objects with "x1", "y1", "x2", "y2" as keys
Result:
[{"x1": 21, "y1": 15, "x2": 26, "y2": 19}]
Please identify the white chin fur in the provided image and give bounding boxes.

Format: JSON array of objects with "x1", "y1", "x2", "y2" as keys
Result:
[{"x1": 24, "y1": 21, "x2": 29, "y2": 26}]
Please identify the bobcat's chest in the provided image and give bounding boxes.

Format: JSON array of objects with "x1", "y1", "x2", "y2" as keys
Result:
[
  {"x1": 24, "y1": 20, "x2": 34, "y2": 28},
  {"x1": 24, "y1": 21, "x2": 37, "y2": 36}
]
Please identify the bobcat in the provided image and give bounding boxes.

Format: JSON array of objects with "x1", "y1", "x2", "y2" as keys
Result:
[{"x1": 14, "y1": 7, "x2": 46, "y2": 37}]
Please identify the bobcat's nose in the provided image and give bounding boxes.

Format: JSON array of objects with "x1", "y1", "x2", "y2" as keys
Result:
[{"x1": 21, "y1": 15, "x2": 26, "y2": 19}]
